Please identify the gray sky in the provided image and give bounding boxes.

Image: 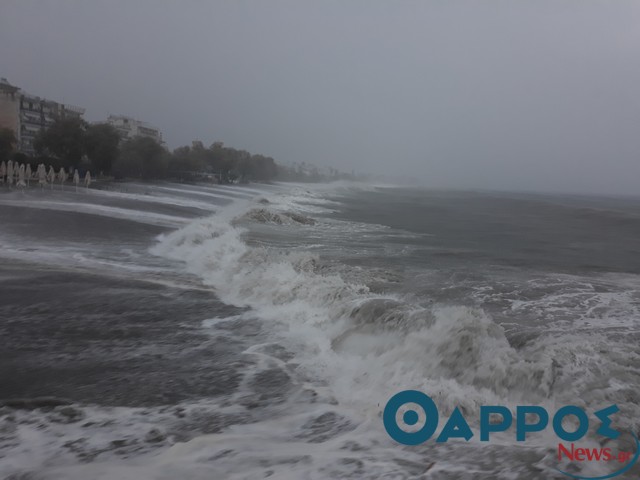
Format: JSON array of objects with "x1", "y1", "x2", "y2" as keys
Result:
[{"x1": 1, "y1": 1, "x2": 639, "y2": 194}]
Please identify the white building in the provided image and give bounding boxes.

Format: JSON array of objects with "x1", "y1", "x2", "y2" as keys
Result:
[{"x1": 106, "y1": 115, "x2": 163, "y2": 145}]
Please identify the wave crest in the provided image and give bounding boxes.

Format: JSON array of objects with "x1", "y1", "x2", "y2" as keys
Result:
[{"x1": 151, "y1": 197, "x2": 555, "y2": 414}]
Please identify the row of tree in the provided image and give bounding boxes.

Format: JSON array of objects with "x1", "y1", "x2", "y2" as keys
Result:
[
  {"x1": 168, "y1": 141, "x2": 277, "y2": 183},
  {"x1": 33, "y1": 118, "x2": 120, "y2": 173},
  {"x1": 0, "y1": 117, "x2": 355, "y2": 184}
]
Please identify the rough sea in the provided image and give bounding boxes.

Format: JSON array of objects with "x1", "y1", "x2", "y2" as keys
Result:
[{"x1": 1, "y1": 182, "x2": 639, "y2": 479}]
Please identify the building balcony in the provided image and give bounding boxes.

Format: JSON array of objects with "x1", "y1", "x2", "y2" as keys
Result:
[{"x1": 62, "y1": 104, "x2": 85, "y2": 115}]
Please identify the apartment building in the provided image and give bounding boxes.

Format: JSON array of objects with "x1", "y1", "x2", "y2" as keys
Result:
[
  {"x1": 106, "y1": 114, "x2": 163, "y2": 145},
  {"x1": 0, "y1": 77, "x2": 85, "y2": 156}
]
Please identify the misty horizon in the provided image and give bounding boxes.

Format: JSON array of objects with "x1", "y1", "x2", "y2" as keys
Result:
[{"x1": 1, "y1": 1, "x2": 639, "y2": 195}]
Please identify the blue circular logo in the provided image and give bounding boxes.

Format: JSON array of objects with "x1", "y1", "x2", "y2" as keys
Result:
[{"x1": 383, "y1": 390, "x2": 439, "y2": 445}]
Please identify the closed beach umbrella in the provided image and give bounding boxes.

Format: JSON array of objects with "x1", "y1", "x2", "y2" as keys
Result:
[
  {"x1": 17, "y1": 164, "x2": 26, "y2": 188},
  {"x1": 58, "y1": 167, "x2": 67, "y2": 189},
  {"x1": 37, "y1": 164, "x2": 47, "y2": 188},
  {"x1": 84, "y1": 171, "x2": 92, "y2": 190},
  {"x1": 6, "y1": 160, "x2": 14, "y2": 187},
  {"x1": 25, "y1": 164, "x2": 32, "y2": 186},
  {"x1": 47, "y1": 165, "x2": 56, "y2": 190},
  {"x1": 73, "y1": 169, "x2": 80, "y2": 191}
]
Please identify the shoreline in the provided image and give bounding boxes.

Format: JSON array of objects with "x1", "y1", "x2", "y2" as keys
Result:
[{"x1": 0, "y1": 181, "x2": 255, "y2": 408}]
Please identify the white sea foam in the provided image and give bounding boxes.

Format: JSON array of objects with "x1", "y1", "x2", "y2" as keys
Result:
[
  {"x1": 151, "y1": 184, "x2": 257, "y2": 202},
  {"x1": 4, "y1": 182, "x2": 639, "y2": 479},
  {"x1": 150, "y1": 188, "x2": 561, "y2": 422},
  {"x1": 87, "y1": 188, "x2": 219, "y2": 211},
  {"x1": 0, "y1": 198, "x2": 189, "y2": 227},
  {"x1": 147, "y1": 184, "x2": 640, "y2": 475}
]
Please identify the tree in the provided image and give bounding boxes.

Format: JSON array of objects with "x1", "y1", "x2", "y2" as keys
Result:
[
  {"x1": 235, "y1": 150, "x2": 252, "y2": 182},
  {"x1": 84, "y1": 123, "x2": 121, "y2": 175},
  {"x1": 0, "y1": 128, "x2": 16, "y2": 162},
  {"x1": 113, "y1": 137, "x2": 168, "y2": 179},
  {"x1": 208, "y1": 142, "x2": 233, "y2": 182},
  {"x1": 168, "y1": 145, "x2": 209, "y2": 177},
  {"x1": 207, "y1": 142, "x2": 251, "y2": 183},
  {"x1": 34, "y1": 117, "x2": 87, "y2": 168},
  {"x1": 250, "y1": 154, "x2": 277, "y2": 181}
]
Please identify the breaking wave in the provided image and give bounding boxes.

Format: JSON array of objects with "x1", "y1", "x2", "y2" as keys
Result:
[
  {"x1": 238, "y1": 208, "x2": 317, "y2": 226},
  {"x1": 143, "y1": 185, "x2": 640, "y2": 478},
  {"x1": 6, "y1": 182, "x2": 638, "y2": 479},
  {"x1": 150, "y1": 195, "x2": 556, "y2": 419}
]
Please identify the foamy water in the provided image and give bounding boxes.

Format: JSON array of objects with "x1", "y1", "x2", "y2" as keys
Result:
[{"x1": 1, "y1": 182, "x2": 639, "y2": 479}]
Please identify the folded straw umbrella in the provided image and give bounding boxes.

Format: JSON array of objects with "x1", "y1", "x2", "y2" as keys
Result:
[
  {"x1": 6, "y1": 160, "x2": 14, "y2": 188},
  {"x1": 73, "y1": 169, "x2": 80, "y2": 192},
  {"x1": 38, "y1": 164, "x2": 47, "y2": 188},
  {"x1": 17, "y1": 164, "x2": 26, "y2": 188},
  {"x1": 58, "y1": 166, "x2": 67, "y2": 190},
  {"x1": 47, "y1": 165, "x2": 56, "y2": 190}
]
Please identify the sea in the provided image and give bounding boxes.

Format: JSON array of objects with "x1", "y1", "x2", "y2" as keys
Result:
[{"x1": 0, "y1": 181, "x2": 639, "y2": 479}]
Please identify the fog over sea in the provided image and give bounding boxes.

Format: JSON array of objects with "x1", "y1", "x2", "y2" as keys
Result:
[{"x1": 1, "y1": 182, "x2": 639, "y2": 479}]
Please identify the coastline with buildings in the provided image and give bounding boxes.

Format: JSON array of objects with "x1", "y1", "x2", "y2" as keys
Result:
[
  {"x1": 0, "y1": 77, "x2": 357, "y2": 187},
  {"x1": 0, "y1": 78, "x2": 85, "y2": 156}
]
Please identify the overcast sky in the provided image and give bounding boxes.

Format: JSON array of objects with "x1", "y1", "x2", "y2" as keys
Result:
[{"x1": 1, "y1": 1, "x2": 639, "y2": 194}]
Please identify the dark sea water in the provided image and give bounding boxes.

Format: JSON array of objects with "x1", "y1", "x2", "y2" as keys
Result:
[{"x1": 0, "y1": 182, "x2": 639, "y2": 479}]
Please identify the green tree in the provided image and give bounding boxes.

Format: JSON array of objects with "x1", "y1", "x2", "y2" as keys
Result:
[
  {"x1": 168, "y1": 144, "x2": 210, "y2": 178},
  {"x1": 249, "y1": 154, "x2": 277, "y2": 181},
  {"x1": 207, "y1": 142, "x2": 244, "y2": 183},
  {"x1": 0, "y1": 128, "x2": 17, "y2": 162},
  {"x1": 84, "y1": 123, "x2": 121, "y2": 175},
  {"x1": 113, "y1": 137, "x2": 168, "y2": 179},
  {"x1": 33, "y1": 117, "x2": 87, "y2": 168}
]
